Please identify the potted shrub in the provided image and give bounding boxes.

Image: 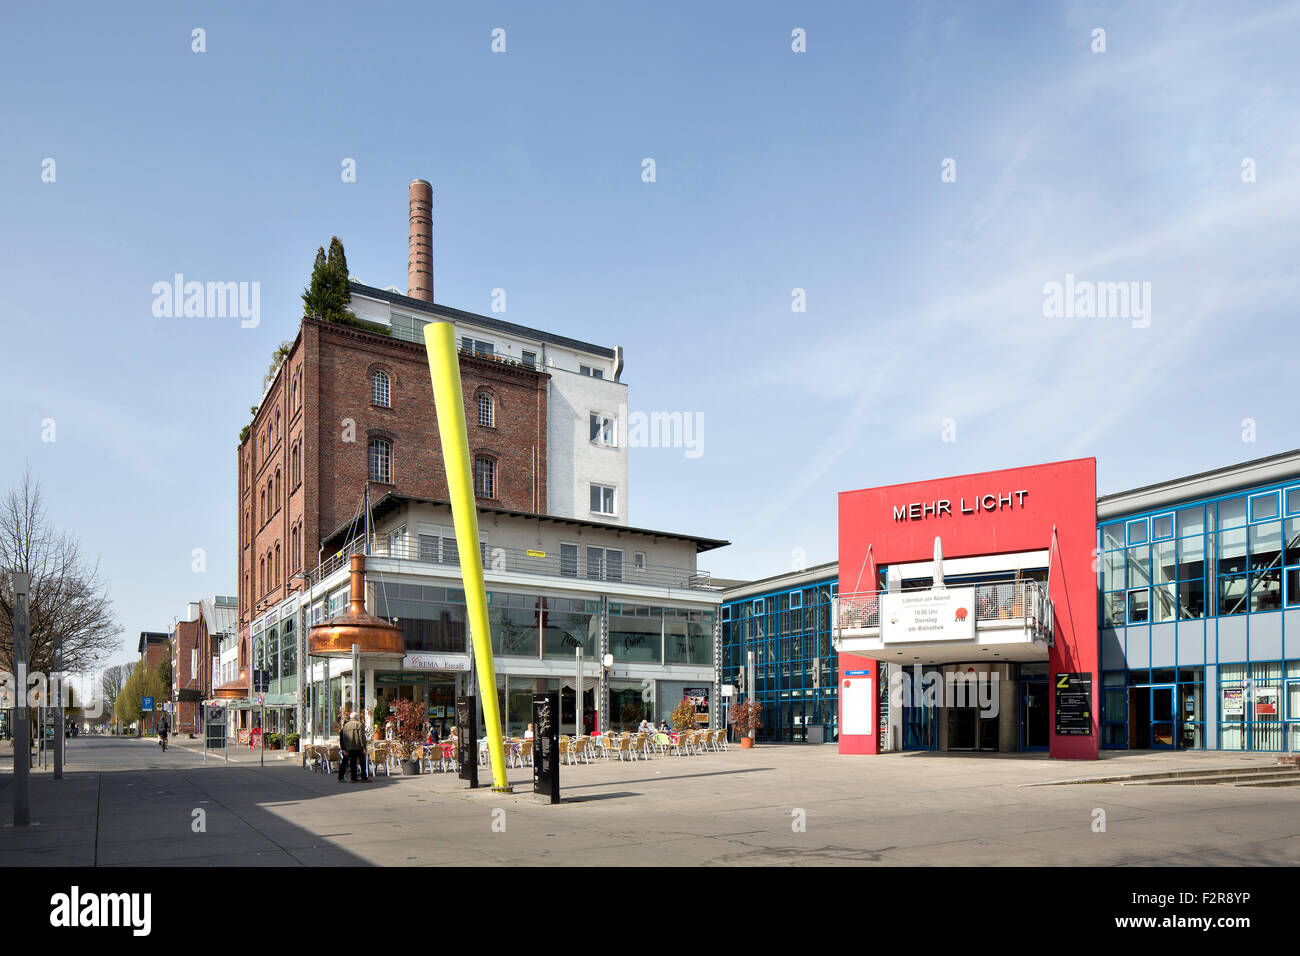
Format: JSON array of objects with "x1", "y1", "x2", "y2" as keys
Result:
[
  {"x1": 670, "y1": 699, "x2": 695, "y2": 733},
  {"x1": 267, "y1": 733, "x2": 282, "y2": 750},
  {"x1": 730, "y1": 700, "x2": 763, "y2": 749},
  {"x1": 286, "y1": 733, "x2": 299, "y2": 754},
  {"x1": 390, "y1": 698, "x2": 424, "y2": 775},
  {"x1": 372, "y1": 697, "x2": 387, "y2": 741}
]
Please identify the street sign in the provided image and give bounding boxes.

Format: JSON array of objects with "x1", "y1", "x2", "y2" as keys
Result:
[
  {"x1": 257, "y1": 693, "x2": 265, "y2": 706},
  {"x1": 142, "y1": 696, "x2": 154, "y2": 713}
]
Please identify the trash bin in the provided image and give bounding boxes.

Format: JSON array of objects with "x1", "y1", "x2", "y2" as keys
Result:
[{"x1": 806, "y1": 725, "x2": 825, "y2": 745}]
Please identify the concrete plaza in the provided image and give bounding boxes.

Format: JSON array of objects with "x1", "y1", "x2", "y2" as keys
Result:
[{"x1": 1, "y1": 736, "x2": 1298, "y2": 866}]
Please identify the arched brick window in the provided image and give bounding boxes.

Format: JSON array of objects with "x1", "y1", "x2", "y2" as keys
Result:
[
  {"x1": 477, "y1": 390, "x2": 495, "y2": 428},
  {"x1": 372, "y1": 369, "x2": 391, "y2": 407}
]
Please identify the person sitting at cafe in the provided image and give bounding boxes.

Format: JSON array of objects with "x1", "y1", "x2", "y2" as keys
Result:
[{"x1": 523, "y1": 723, "x2": 534, "y2": 740}]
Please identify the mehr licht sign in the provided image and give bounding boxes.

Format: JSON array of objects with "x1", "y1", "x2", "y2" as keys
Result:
[
  {"x1": 893, "y1": 490, "x2": 1029, "y2": 521},
  {"x1": 881, "y1": 588, "x2": 976, "y2": 644}
]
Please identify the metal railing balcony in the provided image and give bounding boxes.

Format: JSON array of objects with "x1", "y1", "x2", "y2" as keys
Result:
[
  {"x1": 834, "y1": 580, "x2": 1054, "y2": 643},
  {"x1": 307, "y1": 534, "x2": 713, "y2": 592}
]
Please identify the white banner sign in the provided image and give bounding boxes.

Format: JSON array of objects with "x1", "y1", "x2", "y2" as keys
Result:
[
  {"x1": 402, "y1": 654, "x2": 471, "y2": 672},
  {"x1": 881, "y1": 588, "x2": 976, "y2": 643}
]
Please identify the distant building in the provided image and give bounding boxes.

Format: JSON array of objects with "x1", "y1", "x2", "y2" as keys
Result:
[{"x1": 137, "y1": 631, "x2": 168, "y2": 733}]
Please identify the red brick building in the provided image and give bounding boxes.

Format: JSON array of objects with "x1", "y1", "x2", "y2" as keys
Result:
[
  {"x1": 225, "y1": 181, "x2": 621, "y2": 710},
  {"x1": 171, "y1": 604, "x2": 218, "y2": 735},
  {"x1": 236, "y1": 317, "x2": 549, "y2": 632}
]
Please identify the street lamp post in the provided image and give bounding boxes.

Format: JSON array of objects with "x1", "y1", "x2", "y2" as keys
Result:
[{"x1": 11, "y1": 573, "x2": 31, "y2": 826}]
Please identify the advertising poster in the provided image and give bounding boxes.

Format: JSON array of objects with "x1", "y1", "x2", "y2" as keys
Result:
[
  {"x1": 1254, "y1": 687, "x2": 1278, "y2": 716},
  {"x1": 1222, "y1": 687, "x2": 1245, "y2": 718}
]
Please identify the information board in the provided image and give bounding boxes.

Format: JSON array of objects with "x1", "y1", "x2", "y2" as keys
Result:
[
  {"x1": 1054, "y1": 672, "x2": 1093, "y2": 736},
  {"x1": 841, "y1": 675, "x2": 874, "y2": 736},
  {"x1": 533, "y1": 692, "x2": 560, "y2": 804},
  {"x1": 456, "y1": 696, "x2": 477, "y2": 788}
]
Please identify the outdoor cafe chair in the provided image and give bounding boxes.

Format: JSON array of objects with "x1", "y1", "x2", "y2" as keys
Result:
[
  {"x1": 518, "y1": 738, "x2": 533, "y2": 767},
  {"x1": 670, "y1": 734, "x2": 690, "y2": 757},
  {"x1": 652, "y1": 732, "x2": 672, "y2": 755},
  {"x1": 610, "y1": 735, "x2": 631, "y2": 761},
  {"x1": 715, "y1": 729, "x2": 728, "y2": 751},
  {"x1": 417, "y1": 745, "x2": 437, "y2": 774},
  {"x1": 558, "y1": 736, "x2": 573, "y2": 766},
  {"x1": 439, "y1": 742, "x2": 458, "y2": 773},
  {"x1": 632, "y1": 735, "x2": 654, "y2": 760},
  {"x1": 369, "y1": 743, "x2": 390, "y2": 777},
  {"x1": 323, "y1": 745, "x2": 341, "y2": 774}
]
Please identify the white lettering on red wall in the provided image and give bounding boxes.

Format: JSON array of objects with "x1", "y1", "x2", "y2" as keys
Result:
[{"x1": 892, "y1": 490, "x2": 1028, "y2": 521}]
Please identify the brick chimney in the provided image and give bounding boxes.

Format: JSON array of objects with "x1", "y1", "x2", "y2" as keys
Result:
[{"x1": 408, "y1": 179, "x2": 433, "y2": 301}]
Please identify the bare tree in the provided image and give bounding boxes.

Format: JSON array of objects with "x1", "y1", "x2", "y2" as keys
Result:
[
  {"x1": 0, "y1": 468, "x2": 122, "y2": 677},
  {"x1": 99, "y1": 663, "x2": 129, "y2": 729}
]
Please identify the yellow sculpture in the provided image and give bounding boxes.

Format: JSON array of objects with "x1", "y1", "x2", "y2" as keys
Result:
[{"x1": 423, "y1": 321, "x2": 511, "y2": 792}]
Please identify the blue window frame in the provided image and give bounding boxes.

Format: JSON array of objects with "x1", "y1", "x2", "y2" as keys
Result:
[
  {"x1": 1250, "y1": 492, "x2": 1279, "y2": 522},
  {"x1": 1286, "y1": 487, "x2": 1300, "y2": 516},
  {"x1": 1127, "y1": 519, "x2": 1148, "y2": 545}
]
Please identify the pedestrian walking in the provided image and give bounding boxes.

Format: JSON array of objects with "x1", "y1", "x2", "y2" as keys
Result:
[{"x1": 339, "y1": 711, "x2": 366, "y2": 782}]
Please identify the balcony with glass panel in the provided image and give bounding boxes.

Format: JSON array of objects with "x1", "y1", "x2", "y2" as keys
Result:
[{"x1": 832, "y1": 581, "x2": 1053, "y2": 665}]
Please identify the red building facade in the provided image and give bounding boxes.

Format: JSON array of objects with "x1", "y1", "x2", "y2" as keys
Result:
[{"x1": 836, "y1": 458, "x2": 1100, "y2": 760}]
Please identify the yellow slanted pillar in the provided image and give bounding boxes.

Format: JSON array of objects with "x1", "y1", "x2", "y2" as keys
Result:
[{"x1": 423, "y1": 321, "x2": 511, "y2": 792}]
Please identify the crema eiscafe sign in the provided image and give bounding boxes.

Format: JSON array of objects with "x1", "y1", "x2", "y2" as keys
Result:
[{"x1": 892, "y1": 490, "x2": 1028, "y2": 521}]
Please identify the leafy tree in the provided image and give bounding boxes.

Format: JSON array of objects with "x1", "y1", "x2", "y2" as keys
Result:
[
  {"x1": 300, "y1": 237, "x2": 390, "y2": 335},
  {"x1": 115, "y1": 660, "x2": 166, "y2": 735},
  {"x1": 302, "y1": 238, "x2": 352, "y2": 323}
]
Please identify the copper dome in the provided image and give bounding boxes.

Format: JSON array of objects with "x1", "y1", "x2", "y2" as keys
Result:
[{"x1": 307, "y1": 554, "x2": 405, "y2": 659}]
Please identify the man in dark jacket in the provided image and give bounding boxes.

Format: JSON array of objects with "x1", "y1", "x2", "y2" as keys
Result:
[{"x1": 339, "y1": 711, "x2": 366, "y2": 782}]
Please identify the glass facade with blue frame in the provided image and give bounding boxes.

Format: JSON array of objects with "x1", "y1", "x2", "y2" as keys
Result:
[
  {"x1": 1099, "y1": 474, "x2": 1300, "y2": 752},
  {"x1": 721, "y1": 573, "x2": 839, "y2": 743}
]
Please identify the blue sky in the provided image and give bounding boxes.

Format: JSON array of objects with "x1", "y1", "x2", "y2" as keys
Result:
[{"x1": 2, "y1": 1, "x2": 1297, "y2": 668}]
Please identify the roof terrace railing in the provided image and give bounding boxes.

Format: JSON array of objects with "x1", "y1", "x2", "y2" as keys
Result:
[{"x1": 307, "y1": 533, "x2": 712, "y2": 592}]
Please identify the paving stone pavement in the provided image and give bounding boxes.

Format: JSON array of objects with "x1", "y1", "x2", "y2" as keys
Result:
[{"x1": 2, "y1": 736, "x2": 1297, "y2": 866}]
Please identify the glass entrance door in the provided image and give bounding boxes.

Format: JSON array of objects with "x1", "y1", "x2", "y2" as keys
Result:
[
  {"x1": 1020, "y1": 679, "x2": 1049, "y2": 751},
  {"x1": 1150, "y1": 685, "x2": 1176, "y2": 749},
  {"x1": 901, "y1": 671, "x2": 937, "y2": 751}
]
